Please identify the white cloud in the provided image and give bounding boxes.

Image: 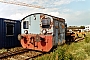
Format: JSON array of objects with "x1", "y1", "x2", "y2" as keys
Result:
[
  {"x1": 75, "y1": 0, "x2": 86, "y2": 2},
  {"x1": 53, "y1": 0, "x2": 73, "y2": 6},
  {"x1": 0, "y1": 0, "x2": 89, "y2": 26},
  {"x1": 62, "y1": 9, "x2": 72, "y2": 13},
  {"x1": 7, "y1": 13, "x2": 27, "y2": 20},
  {"x1": 47, "y1": 12, "x2": 61, "y2": 17}
]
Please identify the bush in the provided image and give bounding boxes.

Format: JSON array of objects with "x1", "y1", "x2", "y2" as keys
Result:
[
  {"x1": 51, "y1": 46, "x2": 74, "y2": 60},
  {"x1": 84, "y1": 36, "x2": 90, "y2": 43}
]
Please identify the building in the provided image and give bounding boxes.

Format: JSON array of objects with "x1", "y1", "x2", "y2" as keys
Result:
[
  {"x1": 0, "y1": 18, "x2": 21, "y2": 48},
  {"x1": 85, "y1": 25, "x2": 90, "y2": 32}
]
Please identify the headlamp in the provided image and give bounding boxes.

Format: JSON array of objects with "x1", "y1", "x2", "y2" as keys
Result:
[{"x1": 24, "y1": 30, "x2": 28, "y2": 34}]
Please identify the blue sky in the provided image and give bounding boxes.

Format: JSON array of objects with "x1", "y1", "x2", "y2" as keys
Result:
[{"x1": 0, "y1": 0, "x2": 90, "y2": 26}]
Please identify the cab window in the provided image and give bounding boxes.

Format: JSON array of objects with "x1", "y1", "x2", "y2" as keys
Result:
[
  {"x1": 23, "y1": 21, "x2": 29, "y2": 29},
  {"x1": 42, "y1": 17, "x2": 51, "y2": 28}
]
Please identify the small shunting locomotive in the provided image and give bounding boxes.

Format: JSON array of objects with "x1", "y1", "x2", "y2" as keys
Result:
[{"x1": 18, "y1": 13, "x2": 66, "y2": 52}]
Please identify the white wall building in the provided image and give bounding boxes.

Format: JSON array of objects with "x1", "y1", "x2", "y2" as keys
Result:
[{"x1": 85, "y1": 25, "x2": 90, "y2": 31}]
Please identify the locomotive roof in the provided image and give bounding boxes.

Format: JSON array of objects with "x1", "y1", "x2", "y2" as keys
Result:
[{"x1": 21, "y1": 13, "x2": 65, "y2": 22}]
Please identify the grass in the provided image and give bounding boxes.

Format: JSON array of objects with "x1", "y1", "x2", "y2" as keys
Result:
[
  {"x1": 35, "y1": 32, "x2": 90, "y2": 60},
  {"x1": 0, "y1": 48, "x2": 7, "y2": 53}
]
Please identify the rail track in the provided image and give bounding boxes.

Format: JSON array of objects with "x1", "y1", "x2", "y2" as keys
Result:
[{"x1": 0, "y1": 47, "x2": 43, "y2": 60}]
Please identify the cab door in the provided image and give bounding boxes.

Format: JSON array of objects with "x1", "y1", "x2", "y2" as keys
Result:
[{"x1": 21, "y1": 17, "x2": 30, "y2": 34}]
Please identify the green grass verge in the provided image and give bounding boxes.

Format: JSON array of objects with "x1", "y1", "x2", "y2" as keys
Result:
[{"x1": 35, "y1": 32, "x2": 90, "y2": 60}]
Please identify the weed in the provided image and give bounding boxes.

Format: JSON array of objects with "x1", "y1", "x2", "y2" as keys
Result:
[{"x1": 83, "y1": 44, "x2": 90, "y2": 56}]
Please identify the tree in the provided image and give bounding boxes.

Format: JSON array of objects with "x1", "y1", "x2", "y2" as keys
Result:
[{"x1": 79, "y1": 26, "x2": 85, "y2": 29}]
